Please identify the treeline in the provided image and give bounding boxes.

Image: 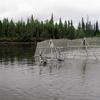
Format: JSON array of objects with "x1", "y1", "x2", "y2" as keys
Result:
[{"x1": 0, "y1": 14, "x2": 100, "y2": 42}]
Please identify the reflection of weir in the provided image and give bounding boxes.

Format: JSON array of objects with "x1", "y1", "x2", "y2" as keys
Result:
[
  {"x1": 82, "y1": 48, "x2": 88, "y2": 75},
  {"x1": 39, "y1": 60, "x2": 64, "y2": 75},
  {"x1": 82, "y1": 59, "x2": 87, "y2": 74}
]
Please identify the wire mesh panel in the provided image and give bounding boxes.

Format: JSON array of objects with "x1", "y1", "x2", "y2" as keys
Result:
[{"x1": 34, "y1": 38, "x2": 100, "y2": 64}]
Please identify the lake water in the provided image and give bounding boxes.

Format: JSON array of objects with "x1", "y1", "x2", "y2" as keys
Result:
[{"x1": 0, "y1": 43, "x2": 100, "y2": 100}]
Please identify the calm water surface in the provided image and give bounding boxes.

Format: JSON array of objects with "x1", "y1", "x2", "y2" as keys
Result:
[{"x1": 0, "y1": 43, "x2": 100, "y2": 100}]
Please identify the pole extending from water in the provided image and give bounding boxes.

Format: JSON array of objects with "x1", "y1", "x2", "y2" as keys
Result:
[
  {"x1": 82, "y1": 38, "x2": 98, "y2": 60},
  {"x1": 49, "y1": 39, "x2": 64, "y2": 61}
]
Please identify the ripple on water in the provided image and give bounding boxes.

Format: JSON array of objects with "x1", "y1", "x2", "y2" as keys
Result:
[{"x1": 0, "y1": 47, "x2": 100, "y2": 100}]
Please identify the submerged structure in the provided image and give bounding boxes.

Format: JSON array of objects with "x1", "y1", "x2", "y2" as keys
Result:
[{"x1": 34, "y1": 37, "x2": 100, "y2": 65}]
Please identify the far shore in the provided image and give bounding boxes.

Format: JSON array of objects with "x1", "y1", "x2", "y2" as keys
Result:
[{"x1": 0, "y1": 41, "x2": 37, "y2": 45}]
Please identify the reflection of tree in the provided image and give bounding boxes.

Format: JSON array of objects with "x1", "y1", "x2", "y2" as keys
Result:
[{"x1": 0, "y1": 44, "x2": 36, "y2": 65}]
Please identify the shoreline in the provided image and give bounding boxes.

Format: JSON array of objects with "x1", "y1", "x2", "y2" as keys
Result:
[{"x1": 0, "y1": 41, "x2": 37, "y2": 45}]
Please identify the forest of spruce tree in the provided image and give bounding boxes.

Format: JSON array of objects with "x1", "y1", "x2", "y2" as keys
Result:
[{"x1": 0, "y1": 14, "x2": 100, "y2": 42}]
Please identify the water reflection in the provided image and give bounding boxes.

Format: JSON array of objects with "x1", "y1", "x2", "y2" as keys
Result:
[
  {"x1": 0, "y1": 44, "x2": 100, "y2": 100},
  {"x1": 39, "y1": 60, "x2": 64, "y2": 75},
  {"x1": 0, "y1": 43, "x2": 35, "y2": 66},
  {"x1": 82, "y1": 58, "x2": 87, "y2": 74}
]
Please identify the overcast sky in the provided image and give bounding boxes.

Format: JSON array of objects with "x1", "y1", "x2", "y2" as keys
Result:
[{"x1": 0, "y1": 0, "x2": 100, "y2": 26}]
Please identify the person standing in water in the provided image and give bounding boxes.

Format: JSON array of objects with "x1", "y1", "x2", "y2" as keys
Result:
[
  {"x1": 83, "y1": 37, "x2": 86, "y2": 46},
  {"x1": 82, "y1": 37, "x2": 88, "y2": 54}
]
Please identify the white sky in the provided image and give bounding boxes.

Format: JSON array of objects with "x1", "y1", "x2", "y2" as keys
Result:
[{"x1": 0, "y1": 0, "x2": 100, "y2": 25}]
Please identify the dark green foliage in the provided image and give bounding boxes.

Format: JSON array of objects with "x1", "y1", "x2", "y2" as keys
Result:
[{"x1": 0, "y1": 15, "x2": 99, "y2": 42}]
